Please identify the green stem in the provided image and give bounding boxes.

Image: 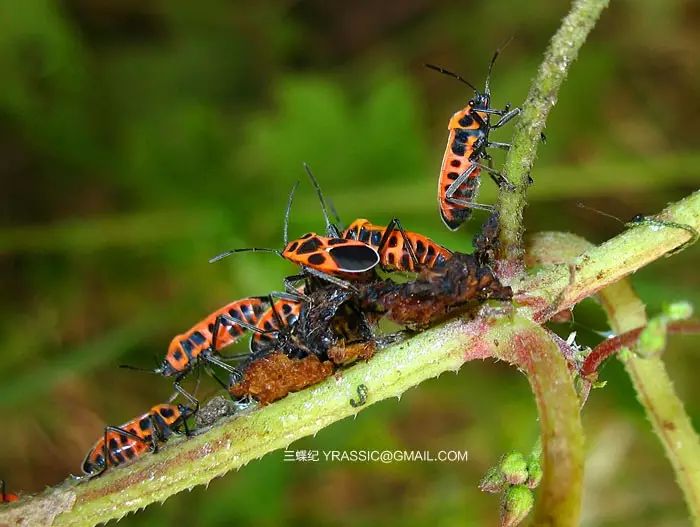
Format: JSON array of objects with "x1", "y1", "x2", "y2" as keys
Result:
[
  {"x1": 2, "y1": 189, "x2": 697, "y2": 527},
  {"x1": 598, "y1": 281, "x2": 700, "y2": 526},
  {"x1": 497, "y1": 0, "x2": 610, "y2": 269},
  {"x1": 492, "y1": 325, "x2": 584, "y2": 526},
  {"x1": 520, "y1": 190, "x2": 700, "y2": 322},
  {"x1": 527, "y1": 230, "x2": 700, "y2": 524}
]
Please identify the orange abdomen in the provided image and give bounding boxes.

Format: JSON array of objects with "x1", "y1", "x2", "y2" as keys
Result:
[{"x1": 438, "y1": 109, "x2": 488, "y2": 230}]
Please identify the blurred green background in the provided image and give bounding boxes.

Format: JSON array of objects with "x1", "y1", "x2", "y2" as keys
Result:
[{"x1": 0, "y1": 0, "x2": 698, "y2": 525}]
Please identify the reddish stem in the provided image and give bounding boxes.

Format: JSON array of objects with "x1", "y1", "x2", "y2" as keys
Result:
[{"x1": 581, "y1": 320, "x2": 700, "y2": 377}]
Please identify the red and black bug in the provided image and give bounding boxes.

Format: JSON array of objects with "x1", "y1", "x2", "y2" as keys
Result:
[
  {"x1": 342, "y1": 218, "x2": 452, "y2": 272},
  {"x1": 81, "y1": 394, "x2": 197, "y2": 477},
  {"x1": 427, "y1": 47, "x2": 521, "y2": 231},
  {"x1": 303, "y1": 165, "x2": 453, "y2": 273},
  {"x1": 0, "y1": 480, "x2": 18, "y2": 504},
  {"x1": 123, "y1": 296, "x2": 270, "y2": 392},
  {"x1": 209, "y1": 181, "x2": 380, "y2": 290},
  {"x1": 249, "y1": 296, "x2": 303, "y2": 356},
  {"x1": 161, "y1": 296, "x2": 270, "y2": 376}
]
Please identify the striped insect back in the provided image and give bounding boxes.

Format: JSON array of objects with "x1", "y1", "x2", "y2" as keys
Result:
[
  {"x1": 428, "y1": 47, "x2": 521, "y2": 231},
  {"x1": 159, "y1": 296, "x2": 270, "y2": 377},
  {"x1": 438, "y1": 106, "x2": 490, "y2": 230},
  {"x1": 81, "y1": 402, "x2": 195, "y2": 477},
  {"x1": 343, "y1": 218, "x2": 452, "y2": 272}
]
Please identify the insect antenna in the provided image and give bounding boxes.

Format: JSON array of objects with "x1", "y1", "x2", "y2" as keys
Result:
[
  {"x1": 283, "y1": 181, "x2": 300, "y2": 246},
  {"x1": 303, "y1": 163, "x2": 341, "y2": 237},
  {"x1": 576, "y1": 202, "x2": 625, "y2": 224},
  {"x1": 485, "y1": 36, "x2": 514, "y2": 95},
  {"x1": 210, "y1": 182, "x2": 298, "y2": 263},
  {"x1": 120, "y1": 364, "x2": 161, "y2": 375},
  {"x1": 326, "y1": 196, "x2": 343, "y2": 229},
  {"x1": 208, "y1": 247, "x2": 280, "y2": 264},
  {"x1": 425, "y1": 64, "x2": 478, "y2": 93}
]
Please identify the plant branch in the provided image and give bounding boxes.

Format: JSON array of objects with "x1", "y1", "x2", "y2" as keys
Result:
[
  {"x1": 496, "y1": 0, "x2": 610, "y2": 269},
  {"x1": 598, "y1": 280, "x2": 700, "y2": 525},
  {"x1": 527, "y1": 230, "x2": 700, "y2": 523},
  {"x1": 581, "y1": 320, "x2": 700, "y2": 377},
  {"x1": 520, "y1": 190, "x2": 700, "y2": 323},
  {"x1": 491, "y1": 325, "x2": 584, "y2": 526}
]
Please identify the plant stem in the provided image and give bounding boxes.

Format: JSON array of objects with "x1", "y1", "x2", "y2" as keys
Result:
[
  {"x1": 598, "y1": 281, "x2": 700, "y2": 525},
  {"x1": 527, "y1": 230, "x2": 700, "y2": 524},
  {"x1": 492, "y1": 325, "x2": 584, "y2": 526},
  {"x1": 497, "y1": 0, "x2": 610, "y2": 269},
  {"x1": 581, "y1": 320, "x2": 700, "y2": 377},
  {"x1": 520, "y1": 190, "x2": 700, "y2": 322},
  {"x1": 2, "y1": 189, "x2": 697, "y2": 527}
]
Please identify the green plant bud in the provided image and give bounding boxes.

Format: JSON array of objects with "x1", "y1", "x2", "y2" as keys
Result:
[
  {"x1": 500, "y1": 452, "x2": 529, "y2": 485},
  {"x1": 500, "y1": 485, "x2": 534, "y2": 527},
  {"x1": 662, "y1": 301, "x2": 693, "y2": 321}
]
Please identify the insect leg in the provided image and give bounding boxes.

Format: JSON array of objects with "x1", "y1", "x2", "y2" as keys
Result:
[
  {"x1": 486, "y1": 141, "x2": 511, "y2": 150},
  {"x1": 205, "y1": 354, "x2": 246, "y2": 376},
  {"x1": 270, "y1": 286, "x2": 307, "y2": 302},
  {"x1": 169, "y1": 378, "x2": 199, "y2": 407},
  {"x1": 475, "y1": 161, "x2": 515, "y2": 191},
  {"x1": 302, "y1": 266, "x2": 360, "y2": 293},
  {"x1": 492, "y1": 107, "x2": 521, "y2": 128},
  {"x1": 283, "y1": 275, "x2": 311, "y2": 297},
  {"x1": 445, "y1": 163, "x2": 495, "y2": 212},
  {"x1": 173, "y1": 382, "x2": 200, "y2": 412},
  {"x1": 377, "y1": 218, "x2": 420, "y2": 269}
]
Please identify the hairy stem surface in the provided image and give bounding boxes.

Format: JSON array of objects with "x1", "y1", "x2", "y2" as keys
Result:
[
  {"x1": 527, "y1": 230, "x2": 700, "y2": 523},
  {"x1": 497, "y1": 0, "x2": 610, "y2": 269},
  {"x1": 599, "y1": 281, "x2": 700, "y2": 525},
  {"x1": 492, "y1": 325, "x2": 584, "y2": 526}
]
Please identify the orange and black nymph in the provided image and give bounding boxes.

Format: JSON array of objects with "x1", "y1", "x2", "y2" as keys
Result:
[
  {"x1": 158, "y1": 296, "x2": 271, "y2": 377},
  {"x1": 81, "y1": 398, "x2": 197, "y2": 477},
  {"x1": 303, "y1": 165, "x2": 452, "y2": 273},
  {"x1": 343, "y1": 218, "x2": 452, "y2": 272}
]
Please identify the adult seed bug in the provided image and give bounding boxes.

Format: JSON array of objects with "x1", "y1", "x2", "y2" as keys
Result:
[
  {"x1": 303, "y1": 164, "x2": 453, "y2": 273},
  {"x1": 210, "y1": 181, "x2": 380, "y2": 290},
  {"x1": 427, "y1": 45, "x2": 521, "y2": 230}
]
